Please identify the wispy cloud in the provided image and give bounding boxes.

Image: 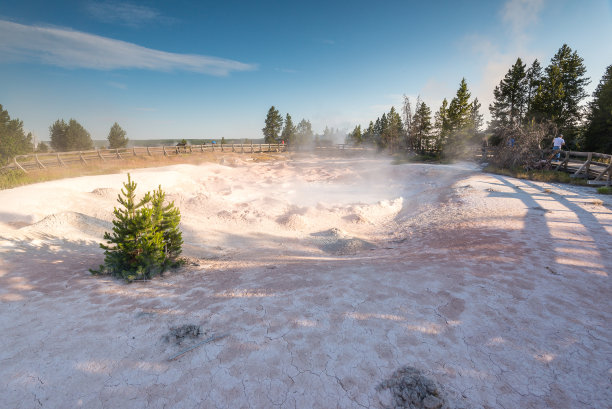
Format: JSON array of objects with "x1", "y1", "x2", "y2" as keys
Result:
[
  {"x1": 0, "y1": 19, "x2": 256, "y2": 76},
  {"x1": 464, "y1": 0, "x2": 546, "y2": 122},
  {"x1": 501, "y1": 0, "x2": 545, "y2": 34},
  {"x1": 86, "y1": 1, "x2": 176, "y2": 27}
]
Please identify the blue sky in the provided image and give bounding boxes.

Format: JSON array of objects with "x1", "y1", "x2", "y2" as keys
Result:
[{"x1": 1, "y1": 0, "x2": 611, "y2": 143}]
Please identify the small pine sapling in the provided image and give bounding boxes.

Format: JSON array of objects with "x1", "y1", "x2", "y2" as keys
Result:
[
  {"x1": 151, "y1": 186, "x2": 184, "y2": 266},
  {"x1": 92, "y1": 174, "x2": 183, "y2": 281}
]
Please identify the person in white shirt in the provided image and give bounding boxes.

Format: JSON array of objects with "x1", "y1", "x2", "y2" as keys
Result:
[{"x1": 552, "y1": 134, "x2": 565, "y2": 160}]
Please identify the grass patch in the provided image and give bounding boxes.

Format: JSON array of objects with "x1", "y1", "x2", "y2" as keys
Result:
[
  {"x1": 597, "y1": 186, "x2": 612, "y2": 195},
  {"x1": 0, "y1": 152, "x2": 285, "y2": 190},
  {"x1": 483, "y1": 165, "x2": 589, "y2": 186}
]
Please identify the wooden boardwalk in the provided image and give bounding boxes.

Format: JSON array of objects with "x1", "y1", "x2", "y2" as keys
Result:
[{"x1": 546, "y1": 150, "x2": 611, "y2": 186}]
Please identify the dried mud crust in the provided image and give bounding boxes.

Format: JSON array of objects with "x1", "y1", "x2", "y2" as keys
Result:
[{"x1": 1, "y1": 158, "x2": 611, "y2": 409}]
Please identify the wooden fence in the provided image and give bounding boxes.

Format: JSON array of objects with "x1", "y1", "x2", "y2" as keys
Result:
[
  {"x1": 4, "y1": 143, "x2": 610, "y2": 185},
  {"x1": 478, "y1": 146, "x2": 611, "y2": 186},
  {"x1": 3, "y1": 143, "x2": 287, "y2": 173},
  {"x1": 553, "y1": 150, "x2": 612, "y2": 185}
]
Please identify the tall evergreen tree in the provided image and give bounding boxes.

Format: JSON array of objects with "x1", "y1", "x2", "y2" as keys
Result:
[
  {"x1": 107, "y1": 122, "x2": 128, "y2": 149},
  {"x1": 470, "y1": 98, "x2": 484, "y2": 135},
  {"x1": 262, "y1": 106, "x2": 283, "y2": 143},
  {"x1": 531, "y1": 44, "x2": 590, "y2": 145},
  {"x1": 382, "y1": 106, "x2": 404, "y2": 151},
  {"x1": 280, "y1": 113, "x2": 296, "y2": 144},
  {"x1": 0, "y1": 104, "x2": 33, "y2": 165},
  {"x1": 489, "y1": 58, "x2": 528, "y2": 130},
  {"x1": 448, "y1": 78, "x2": 472, "y2": 132},
  {"x1": 363, "y1": 121, "x2": 376, "y2": 145},
  {"x1": 434, "y1": 99, "x2": 450, "y2": 150},
  {"x1": 583, "y1": 65, "x2": 612, "y2": 153},
  {"x1": 525, "y1": 59, "x2": 542, "y2": 117},
  {"x1": 411, "y1": 101, "x2": 433, "y2": 151}
]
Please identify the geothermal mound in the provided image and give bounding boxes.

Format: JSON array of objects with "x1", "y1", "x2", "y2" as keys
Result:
[
  {"x1": 378, "y1": 366, "x2": 452, "y2": 409},
  {"x1": 312, "y1": 227, "x2": 374, "y2": 255}
]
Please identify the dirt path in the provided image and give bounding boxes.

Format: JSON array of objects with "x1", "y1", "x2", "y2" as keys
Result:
[{"x1": 1, "y1": 155, "x2": 610, "y2": 408}]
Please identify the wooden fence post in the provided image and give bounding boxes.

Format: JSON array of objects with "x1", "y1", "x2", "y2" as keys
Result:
[
  {"x1": 98, "y1": 150, "x2": 106, "y2": 162},
  {"x1": 79, "y1": 152, "x2": 87, "y2": 165},
  {"x1": 13, "y1": 157, "x2": 27, "y2": 173},
  {"x1": 147, "y1": 146, "x2": 152, "y2": 156},
  {"x1": 35, "y1": 154, "x2": 46, "y2": 169},
  {"x1": 585, "y1": 152, "x2": 592, "y2": 176}
]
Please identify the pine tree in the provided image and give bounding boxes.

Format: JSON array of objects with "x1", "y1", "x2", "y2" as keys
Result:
[
  {"x1": 151, "y1": 186, "x2": 183, "y2": 261},
  {"x1": 280, "y1": 113, "x2": 296, "y2": 144},
  {"x1": 470, "y1": 98, "x2": 484, "y2": 136},
  {"x1": 94, "y1": 174, "x2": 183, "y2": 281},
  {"x1": 434, "y1": 99, "x2": 450, "y2": 150},
  {"x1": 36, "y1": 141, "x2": 49, "y2": 153},
  {"x1": 489, "y1": 58, "x2": 528, "y2": 130},
  {"x1": 363, "y1": 121, "x2": 376, "y2": 145},
  {"x1": 349, "y1": 125, "x2": 363, "y2": 145},
  {"x1": 50, "y1": 118, "x2": 94, "y2": 151},
  {"x1": 0, "y1": 104, "x2": 33, "y2": 165},
  {"x1": 411, "y1": 101, "x2": 433, "y2": 151},
  {"x1": 525, "y1": 59, "x2": 542, "y2": 117},
  {"x1": 295, "y1": 119, "x2": 314, "y2": 145},
  {"x1": 583, "y1": 65, "x2": 612, "y2": 153},
  {"x1": 262, "y1": 106, "x2": 283, "y2": 143},
  {"x1": 381, "y1": 107, "x2": 403, "y2": 151},
  {"x1": 448, "y1": 78, "x2": 472, "y2": 132},
  {"x1": 531, "y1": 44, "x2": 590, "y2": 145},
  {"x1": 107, "y1": 122, "x2": 128, "y2": 149}
]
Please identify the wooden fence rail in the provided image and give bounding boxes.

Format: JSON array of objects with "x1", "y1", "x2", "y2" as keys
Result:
[
  {"x1": 478, "y1": 147, "x2": 611, "y2": 186},
  {"x1": 4, "y1": 143, "x2": 610, "y2": 186},
  {"x1": 2, "y1": 143, "x2": 288, "y2": 173}
]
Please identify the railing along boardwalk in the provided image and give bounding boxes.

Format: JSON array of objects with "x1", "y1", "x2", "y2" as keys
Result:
[
  {"x1": 478, "y1": 147, "x2": 612, "y2": 186},
  {"x1": 552, "y1": 150, "x2": 612, "y2": 186},
  {"x1": 3, "y1": 143, "x2": 287, "y2": 173}
]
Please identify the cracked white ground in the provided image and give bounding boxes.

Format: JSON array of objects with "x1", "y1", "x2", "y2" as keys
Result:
[{"x1": 1, "y1": 153, "x2": 611, "y2": 408}]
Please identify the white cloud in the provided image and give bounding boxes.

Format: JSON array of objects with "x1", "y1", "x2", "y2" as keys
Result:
[
  {"x1": 86, "y1": 1, "x2": 175, "y2": 27},
  {"x1": 0, "y1": 19, "x2": 256, "y2": 76},
  {"x1": 501, "y1": 0, "x2": 545, "y2": 33}
]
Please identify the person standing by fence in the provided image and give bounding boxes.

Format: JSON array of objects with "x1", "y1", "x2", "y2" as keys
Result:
[{"x1": 553, "y1": 134, "x2": 565, "y2": 160}]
